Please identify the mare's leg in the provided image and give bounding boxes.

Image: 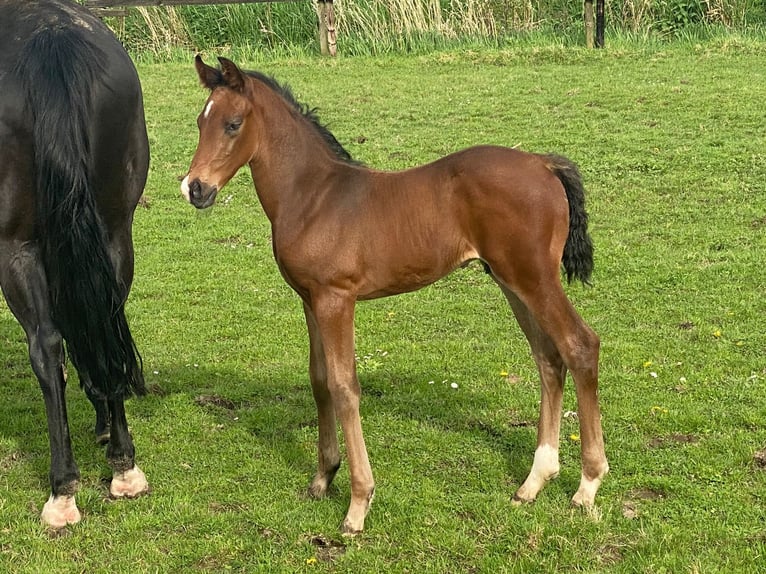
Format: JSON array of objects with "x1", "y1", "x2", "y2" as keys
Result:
[
  {"x1": 107, "y1": 397, "x2": 148, "y2": 498},
  {"x1": 103, "y1": 223, "x2": 148, "y2": 499},
  {"x1": 0, "y1": 241, "x2": 81, "y2": 527},
  {"x1": 81, "y1": 375, "x2": 111, "y2": 445},
  {"x1": 304, "y1": 302, "x2": 341, "y2": 498},
  {"x1": 491, "y1": 268, "x2": 607, "y2": 507},
  {"x1": 495, "y1": 283, "x2": 565, "y2": 502},
  {"x1": 308, "y1": 292, "x2": 374, "y2": 534}
]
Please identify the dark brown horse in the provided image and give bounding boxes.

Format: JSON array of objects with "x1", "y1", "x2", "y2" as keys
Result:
[
  {"x1": 183, "y1": 56, "x2": 608, "y2": 534},
  {"x1": 0, "y1": 0, "x2": 149, "y2": 528}
]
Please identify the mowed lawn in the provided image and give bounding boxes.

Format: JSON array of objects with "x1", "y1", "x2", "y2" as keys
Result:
[{"x1": 1, "y1": 41, "x2": 765, "y2": 572}]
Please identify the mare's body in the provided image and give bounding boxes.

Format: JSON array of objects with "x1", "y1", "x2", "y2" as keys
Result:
[{"x1": 0, "y1": 0, "x2": 150, "y2": 527}]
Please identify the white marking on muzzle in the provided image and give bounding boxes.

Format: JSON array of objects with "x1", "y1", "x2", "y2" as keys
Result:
[{"x1": 180, "y1": 175, "x2": 191, "y2": 202}]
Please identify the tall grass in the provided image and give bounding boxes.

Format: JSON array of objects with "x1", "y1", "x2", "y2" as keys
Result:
[{"x1": 97, "y1": 0, "x2": 766, "y2": 59}]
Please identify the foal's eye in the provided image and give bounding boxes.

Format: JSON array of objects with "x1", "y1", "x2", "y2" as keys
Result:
[{"x1": 225, "y1": 119, "x2": 243, "y2": 134}]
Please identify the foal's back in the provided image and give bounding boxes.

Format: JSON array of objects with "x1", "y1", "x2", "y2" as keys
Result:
[{"x1": 280, "y1": 145, "x2": 569, "y2": 301}]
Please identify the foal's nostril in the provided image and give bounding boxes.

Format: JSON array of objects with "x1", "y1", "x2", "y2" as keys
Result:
[{"x1": 189, "y1": 179, "x2": 202, "y2": 201}]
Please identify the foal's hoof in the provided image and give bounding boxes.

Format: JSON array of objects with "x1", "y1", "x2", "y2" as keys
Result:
[
  {"x1": 41, "y1": 494, "x2": 81, "y2": 529},
  {"x1": 110, "y1": 465, "x2": 149, "y2": 499},
  {"x1": 340, "y1": 518, "x2": 363, "y2": 537},
  {"x1": 511, "y1": 493, "x2": 535, "y2": 507}
]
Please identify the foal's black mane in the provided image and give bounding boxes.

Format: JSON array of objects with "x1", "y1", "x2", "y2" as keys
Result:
[{"x1": 246, "y1": 70, "x2": 362, "y2": 166}]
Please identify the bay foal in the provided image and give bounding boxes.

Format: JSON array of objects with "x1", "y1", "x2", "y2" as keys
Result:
[{"x1": 182, "y1": 57, "x2": 608, "y2": 534}]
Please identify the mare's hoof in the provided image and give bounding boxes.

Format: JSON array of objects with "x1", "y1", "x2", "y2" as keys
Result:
[
  {"x1": 110, "y1": 465, "x2": 149, "y2": 499},
  {"x1": 41, "y1": 494, "x2": 81, "y2": 529}
]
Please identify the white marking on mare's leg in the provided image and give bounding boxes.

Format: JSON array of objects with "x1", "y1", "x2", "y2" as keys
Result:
[
  {"x1": 180, "y1": 175, "x2": 190, "y2": 201},
  {"x1": 110, "y1": 465, "x2": 149, "y2": 499},
  {"x1": 41, "y1": 494, "x2": 81, "y2": 529},
  {"x1": 514, "y1": 444, "x2": 560, "y2": 504}
]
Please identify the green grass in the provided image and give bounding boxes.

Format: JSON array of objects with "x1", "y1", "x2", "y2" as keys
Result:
[{"x1": 2, "y1": 41, "x2": 766, "y2": 572}]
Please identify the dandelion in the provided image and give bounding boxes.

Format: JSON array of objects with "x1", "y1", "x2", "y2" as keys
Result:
[
  {"x1": 713, "y1": 329, "x2": 722, "y2": 338},
  {"x1": 650, "y1": 405, "x2": 668, "y2": 415},
  {"x1": 500, "y1": 370, "x2": 509, "y2": 377},
  {"x1": 306, "y1": 557, "x2": 317, "y2": 565},
  {"x1": 643, "y1": 361, "x2": 653, "y2": 368},
  {"x1": 569, "y1": 433, "x2": 580, "y2": 442}
]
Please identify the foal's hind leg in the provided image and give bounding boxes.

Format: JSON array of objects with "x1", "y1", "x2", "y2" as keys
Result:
[
  {"x1": 303, "y1": 302, "x2": 341, "y2": 498},
  {"x1": 494, "y1": 274, "x2": 607, "y2": 507},
  {"x1": 0, "y1": 241, "x2": 81, "y2": 527},
  {"x1": 496, "y1": 284, "x2": 566, "y2": 503}
]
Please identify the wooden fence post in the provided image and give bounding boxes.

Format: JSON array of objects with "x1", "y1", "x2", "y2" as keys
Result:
[
  {"x1": 584, "y1": 0, "x2": 594, "y2": 49},
  {"x1": 317, "y1": 0, "x2": 336, "y2": 57}
]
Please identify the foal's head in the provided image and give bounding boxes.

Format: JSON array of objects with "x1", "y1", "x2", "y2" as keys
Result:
[{"x1": 181, "y1": 56, "x2": 256, "y2": 209}]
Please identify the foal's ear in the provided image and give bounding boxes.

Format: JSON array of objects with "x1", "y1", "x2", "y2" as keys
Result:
[
  {"x1": 195, "y1": 54, "x2": 223, "y2": 90},
  {"x1": 218, "y1": 57, "x2": 246, "y2": 92}
]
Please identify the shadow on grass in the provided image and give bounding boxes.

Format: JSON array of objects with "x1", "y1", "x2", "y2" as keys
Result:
[
  {"x1": 164, "y1": 359, "x2": 548, "y2": 495},
  {"x1": 1, "y1": 310, "x2": 551, "y2": 508}
]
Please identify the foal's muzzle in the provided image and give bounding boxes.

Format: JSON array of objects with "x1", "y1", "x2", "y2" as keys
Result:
[{"x1": 182, "y1": 176, "x2": 218, "y2": 209}]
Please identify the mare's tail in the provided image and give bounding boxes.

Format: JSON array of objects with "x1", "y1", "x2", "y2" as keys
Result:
[
  {"x1": 545, "y1": 154, "x2": 594, "y2": 285},
  {"x1": 15, "y1": 28, "x2": 144, "y2": 398}
]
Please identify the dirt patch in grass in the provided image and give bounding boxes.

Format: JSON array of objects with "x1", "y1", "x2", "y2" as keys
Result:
[
  {"x1": 647, "y1": 433, "x2": 699, "y2": 448},
  {"x1": 0, "y1": 451, "x2": 26, "y2": 472},
  {"x1": 195, "y1": 395, "x2": 238, "y2": 410},
  {"x1": 309, "y1": 535, "x2": 347, "y2": 563},
  {"x1": 754, "y1": 448, "x2": 766, "y2": 469},
  {"x1": 623, "y1": 486, "x2": 667, "y2": 519}
]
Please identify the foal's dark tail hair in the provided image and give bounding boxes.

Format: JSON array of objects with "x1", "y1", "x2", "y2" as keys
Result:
[
  {"x1": 545, "y1": 154, "x2": 594, "y2": 285},
  {"x1": 15, "y1": 28, "x2": 145, "y2": 399}
]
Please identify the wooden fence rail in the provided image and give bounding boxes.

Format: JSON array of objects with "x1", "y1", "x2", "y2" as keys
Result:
[{"x1": 82, "y1": 0, "x2": 337, "y2": 55}]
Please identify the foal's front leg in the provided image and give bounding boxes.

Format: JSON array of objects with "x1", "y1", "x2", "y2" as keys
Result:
[
  {"x1": 304, "y1": 302, "x2": 341, "y2": 497},
  {"x1": 309, "y1": 293, "x2": 374, "y2": 535}
]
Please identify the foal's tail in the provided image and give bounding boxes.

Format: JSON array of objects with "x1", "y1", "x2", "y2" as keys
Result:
[
  {"x1": 15, "y1": 28, "x2": 145, "y2": 399},
  {"x1": 545, "y1": 155, "x2": 594, "y2": 285}
]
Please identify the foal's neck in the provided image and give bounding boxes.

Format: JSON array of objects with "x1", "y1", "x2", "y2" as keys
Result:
[{"x1": 246, "y1": 81, "x2": 342, "y2": 223}]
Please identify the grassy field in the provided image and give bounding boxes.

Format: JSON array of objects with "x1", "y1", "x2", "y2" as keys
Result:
[{"x1": 2, "y1": 40, "x2": 766, "y2": 572}]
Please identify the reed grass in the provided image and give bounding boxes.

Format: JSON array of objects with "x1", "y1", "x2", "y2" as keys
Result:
[{"x1": 96, "y1": 0, "x2": 766, "y2": 59}]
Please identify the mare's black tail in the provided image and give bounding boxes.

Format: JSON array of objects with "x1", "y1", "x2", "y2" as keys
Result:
[
  {"x1": 545, "y1": 155, "x2": 594, "y2": 285},
  {"x1": 15, "y1": 28, "x2": 144, "y2": 398}
]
